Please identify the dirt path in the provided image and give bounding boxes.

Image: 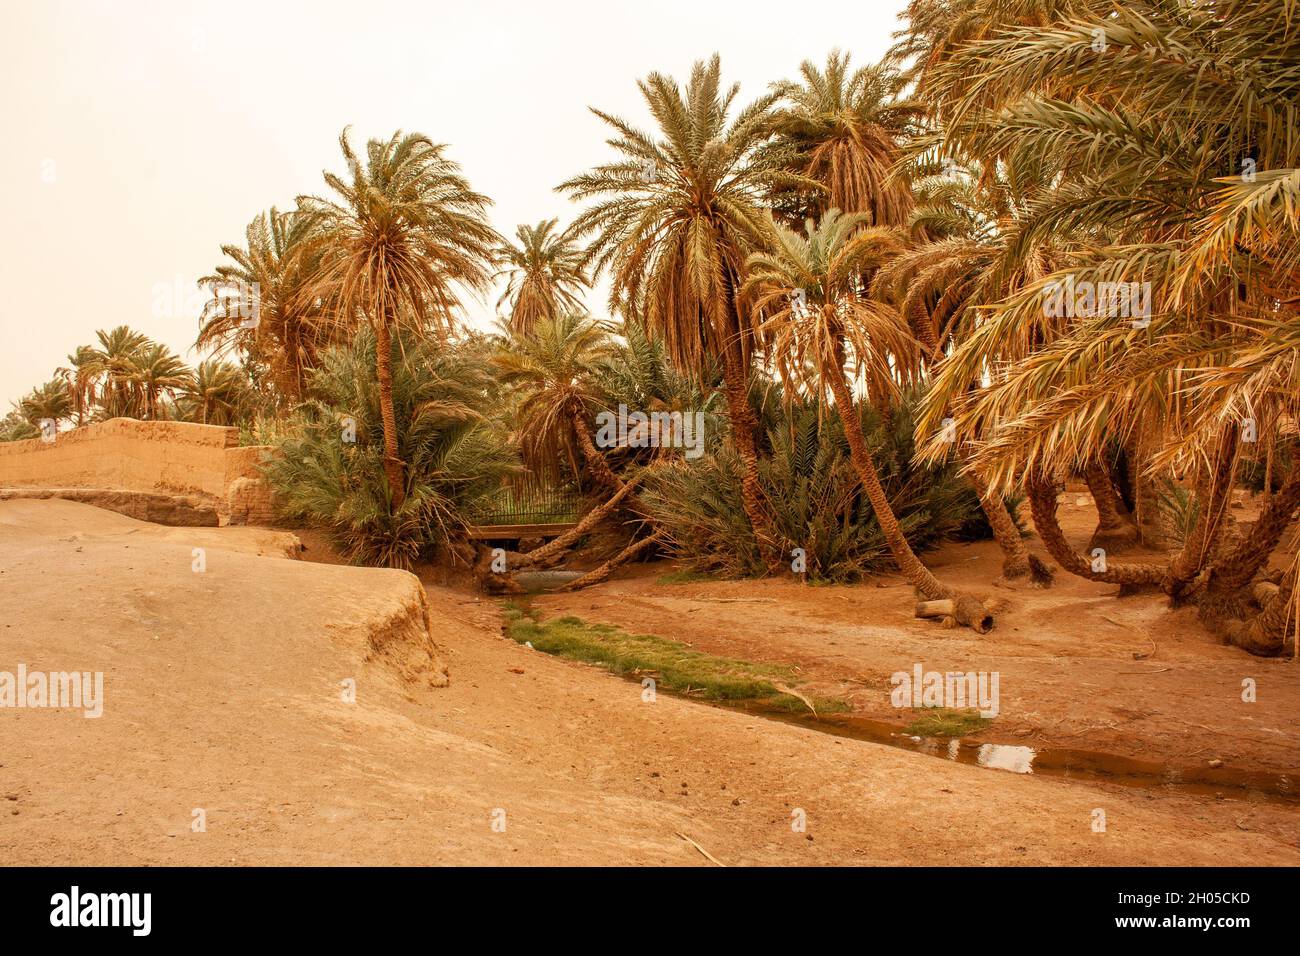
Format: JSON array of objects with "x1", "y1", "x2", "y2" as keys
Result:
[{"x1": 2, "y1": 499, "x2": 1296, "y2": 865}]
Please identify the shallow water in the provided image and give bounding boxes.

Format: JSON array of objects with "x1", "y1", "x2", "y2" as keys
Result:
[
  {"x1": 513, "y1": 570, "x2": 583, "y2": 593},
  {"x1": 758, "y1": 709, "x2": 1298, "y2": 806}
]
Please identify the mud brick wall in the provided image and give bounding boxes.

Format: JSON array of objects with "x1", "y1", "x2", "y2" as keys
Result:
[{"x1": 0, "y1": 418, "x2": 279, "y2": 525}]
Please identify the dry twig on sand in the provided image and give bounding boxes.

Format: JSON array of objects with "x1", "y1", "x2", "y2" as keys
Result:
[{"x1": 676, "y1": 832, "x2": 725, "y2": 866}]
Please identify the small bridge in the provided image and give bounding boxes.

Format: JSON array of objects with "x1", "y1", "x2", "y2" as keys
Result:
[{"x1": 465, "y1": 486, "x2": 582, "y2": 541}]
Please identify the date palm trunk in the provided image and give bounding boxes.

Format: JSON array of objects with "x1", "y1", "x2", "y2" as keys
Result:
[
  {"x1": 971, "y1": 470, "x2": 1052, "y2": 585},
  {"x1": 720, "y1": 341, "x2": 777, "y2": 556},
  {"x1": 514, "y1": 476, "x2": 645, "y2": 570},
  {"x1": 1127, "y1": 419, "x2": 1167, "y2": 549},
  {"x1": 1027, "y1": 471, "x2": 1165, "y2": 588},
  {"x1": 1222, "y1": 565, "x2": 1297, "y2": 657},
  {"x1": 1165, "y1": 423, "x2": 1239, "y2": 602},
  {"x1": 826, "y1": 367, "x2": 949, "y2": 600},
  {"x1": 558, "y1": 534, "x2": 663, "y2": 591},
  {"x1": 374, "y1": 316, "x2": 405, "y2": 509},
  {"x1": 1206, "y1": 462, "x2": 1300, "y2": 596},
  {"x1": 572, "y1": 406, "x2": 625, "y2": 494},
  {"x1": 1083, "y1": 459, "x2": 1139, "y2": 552},
  {"x1": 570, "y1": 403, "x2": 663, "y2": 530}
]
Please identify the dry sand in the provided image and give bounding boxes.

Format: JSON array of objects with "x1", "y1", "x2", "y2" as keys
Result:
[{"x1": 1, "y1": 498, "x2": 1296, "y2": 865}]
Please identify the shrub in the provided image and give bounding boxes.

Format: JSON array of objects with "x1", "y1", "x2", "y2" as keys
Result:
[
  {"x1": 641, "y1": 397, "x2": 988, "y2": 582},
  {"x1": 263, "y1": 330, "x2": 518, "y2": 567}
]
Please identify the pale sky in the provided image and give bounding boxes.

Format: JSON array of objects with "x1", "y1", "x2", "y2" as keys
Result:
[{"x1": 0, "y1": 0, "x2": 908, "y2": 408}]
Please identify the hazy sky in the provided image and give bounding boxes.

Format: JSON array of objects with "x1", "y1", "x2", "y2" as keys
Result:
[{"x1": 0, "y1": 0, "x2": 908, "y2": 408}]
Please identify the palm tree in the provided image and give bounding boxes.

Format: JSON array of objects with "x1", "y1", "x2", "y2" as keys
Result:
[
  {"x1": 902, "y1": 0, "x2": 1300, "y2": 650},
  {"x1": 767, "y1": 51, "x2": 924, "y2": 227},
  {"x1": 56, "y1": 346, "x2": 99, "y2": 427},
  {"x1": 298, "y1": 128, "x2": 498, "y2": 508},
  {"x1": 492, "y1": 219, "x2": 591, "y2": 336},
  {"x1": 179, "y1": 359, "x2": 251, "y2": 426},
  {"x1": 197, "y1": 207, "x2": 329, "y2": 404},
  {"x1": 86, "y1": 326, "x2": 151, "y2": 419},
  {"x1": 0, "y1": 410, "x2": 38, "y2": 442},
  {"x1": 129, "y1": 343, "x2": 190, "y2": 420},
  {"x1": 876, "y1": 153, "x2": 1061, "y2": 580},
  {"x1": 742, "y1": 209, "x2": 966, "y2": 602},
  {"x1": 491, "y1": 312, "x2": 619, "y2": 490},
  {"x1": 19, "y1": 379, "x2": 73, "y2": 435},
  {"x1": 263, "y1": 330, "x2": 518, "y2": 569},
  {"x1": 561, "y1": 55, "x2": 812, "y2": 556}
]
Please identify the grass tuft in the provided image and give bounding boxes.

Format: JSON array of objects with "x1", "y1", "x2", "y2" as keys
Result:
[
  {"x1": 502, "y1": 605, "x2": 844, "y2": 712},
  {"x1": 903, "y1": 708, "x2": 991, "y2": 737}
]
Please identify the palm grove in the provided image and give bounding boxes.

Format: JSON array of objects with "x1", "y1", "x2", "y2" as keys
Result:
[{"x1": 6, "y1": 0, "x2": 1296, "y2": 654}]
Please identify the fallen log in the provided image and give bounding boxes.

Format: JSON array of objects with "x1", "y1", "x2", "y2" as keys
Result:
[{"x1": 914, "y1": 595, "x2": 994, "y2": 634}]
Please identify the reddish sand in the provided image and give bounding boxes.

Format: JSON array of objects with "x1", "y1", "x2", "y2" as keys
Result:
[{"x1": 538, "y1": 491, "x2": 1300, "y2": 779}]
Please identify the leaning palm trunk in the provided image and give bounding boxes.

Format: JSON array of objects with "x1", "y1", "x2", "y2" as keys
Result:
[
  {"x1": 1222, "y1": 566, "x2": 1297, "y2": 657},
  {"x1": 374, "y1": 317, "x2": 406, "y2": 509},
  {"x1": 1083, "y1": 459, "x2": 1139, "y2": 553},
  {"x1": 513, "y1": 476, "x2": 645, "y2": 570},
  {"x1": 572, "y1": 407, "x2": 627, "y2": 494},
  {"x1": 558, "y1": 534, "x2": 663, "y2": 591},
  {"x1": 826, "y1": 370, "x2": 950, "y2": 601},
  {"x1": 1205, "y1": 464, "x2": 1300, "y2": 597},
  {"x1": 570, "y1": 406, "x2": 666, "y2": 533},
  {"x1": 970, "y1": 470, "x2": 1053, "y2": 585},
  {"x1": 1164, "y1": 424, "x2": 1240, "y2": 602},
  {"x1": 1027, "y1": 472, "x2": 1166, "y2": 588}
]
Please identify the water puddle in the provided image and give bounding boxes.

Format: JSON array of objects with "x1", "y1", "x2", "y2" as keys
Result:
[
  {"x1": 758, "y1": 709, "x2": 1298, "y2": 806},
  {"x1": 513, "y1": 570, "x2": 583, "y2": 593}
]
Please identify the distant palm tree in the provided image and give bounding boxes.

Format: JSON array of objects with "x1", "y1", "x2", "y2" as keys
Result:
[
  {"x1": 19, "y1": 379, "x2": 73, "y2": 435},
  {"x1": 180, "y1": 360, "x2": 251, "y2": 426},
  {"x1": 0, "y1": 410, "x2": 39, "y2": 442},
  {"x1": 299, "y1": 128, "x2": 499, "y2": 508},
  {"x1": 129, "y1": 343, "x2": 190, "y2": 420},
  {"x1": 562, "y1": 55, "x2": 811, "y2": 555},
  {"x1": 767, "y1": 51, "x2": 923, "y2": 227},
  {"x1": 492, "y1": 312, "x2": 619, "y2": 490},
  {"x1": 743, "y1": 209, "x2": 956, "y2": 600},
  {"x1": 56, "y1": 345, "x2": 99, "y2": 426},
  {"x1": 86, "y1": 326, "x2": 152, "y2": 419},
  {"x1": 198, "y1": 207, "x2": 328, "y2": 404},
  {"x1": 493, "y1": 219, "x2": 590, "y2": 336}
]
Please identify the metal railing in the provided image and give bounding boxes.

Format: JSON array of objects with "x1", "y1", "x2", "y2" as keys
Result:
[{"x1": 465, "y1": 485, "x2": 582, "y2": 527}]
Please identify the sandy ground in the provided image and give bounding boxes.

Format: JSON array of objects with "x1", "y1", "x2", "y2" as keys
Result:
[{"x1": 1, "y1": 498, "x2": 1297, "y2": 866}]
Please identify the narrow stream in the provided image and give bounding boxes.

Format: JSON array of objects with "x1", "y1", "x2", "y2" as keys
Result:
[
  {"x1": 753, "y1": 708, "x2": 1298, "y2": 806},
  {"x1": 510, "y1": 592, "x2": 1298, "y2": 806}
]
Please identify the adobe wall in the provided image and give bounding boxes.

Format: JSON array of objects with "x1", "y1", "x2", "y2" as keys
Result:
[{"x1": 0, "y1": 418, "x2": 279, "y2": 525}]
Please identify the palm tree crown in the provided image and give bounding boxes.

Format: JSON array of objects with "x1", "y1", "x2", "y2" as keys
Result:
[{"x1": 493, "y1": 218, "x2": 591, "y2": 336}]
